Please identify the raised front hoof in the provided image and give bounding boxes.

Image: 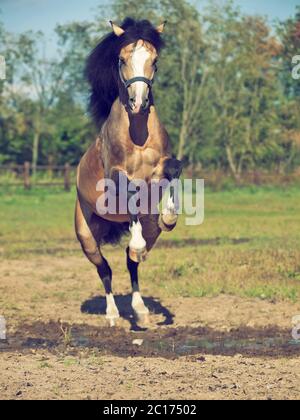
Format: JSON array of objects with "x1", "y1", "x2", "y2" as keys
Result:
[
  {"x1": 158, "y1": 214, "x2": 178, "y2": 232},
  {"x1": 105, "y1": 312, "x2": 120, "y2": 327},
  {"x1": 129, "y1": 247, "x2": 148, "y2": 263}
]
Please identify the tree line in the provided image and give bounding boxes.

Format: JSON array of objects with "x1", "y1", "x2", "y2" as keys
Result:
[{"x1": 0, "y1": 0, "x2": 300, "y2": 180}]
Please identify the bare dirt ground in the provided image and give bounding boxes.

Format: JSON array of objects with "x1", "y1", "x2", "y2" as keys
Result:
[{"x1": 1, "y1": 254, "x2": 300, "y2": 400}]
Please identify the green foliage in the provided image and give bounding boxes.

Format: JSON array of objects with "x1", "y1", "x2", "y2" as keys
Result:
[
  {"x1": 1, "y1": 186, "x2": 300, "y2": 301},
  {"x1": 0, "y1": 0, "x2": 300, "y2": 175}
]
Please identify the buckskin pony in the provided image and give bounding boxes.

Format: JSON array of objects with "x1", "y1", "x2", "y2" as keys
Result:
[{"x1": 76, "y1": 18, "x2": 182, "y2": 326}]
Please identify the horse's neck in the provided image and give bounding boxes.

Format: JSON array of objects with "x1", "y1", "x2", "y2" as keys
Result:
[
  {"x1": 128, "y1": 112, "x2": 150, "y2": 147},
  {"x1": 111, "y1": 99, "x2": 160, "y2": 147}
]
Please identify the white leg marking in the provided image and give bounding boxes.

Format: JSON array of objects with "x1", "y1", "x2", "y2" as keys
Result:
[
  {"x1": 132, "y1": 291, "x2": 149, "y2": 324},
  {"x1": 163, "y1": 194, "x2": 176, "y2": 216},
  {"x1": 129, "y1": 220, "x2": 147, "y2": 252},
  {"x1": 132, "y1": 291, "x2": 149, "y2": 315},
  {"x1": 106, "y1": 293, "x2": 119, "y2": 327},
  {"x1": 160, "y1": 192, "x2": 178, "y2": 230}
]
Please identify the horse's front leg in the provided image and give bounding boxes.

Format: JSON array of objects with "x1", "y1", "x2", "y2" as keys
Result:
[
  {"x1": 127, "y1": 194, "x2": 147, "y2": 263},
  {"x1": 126, "y1": 246, "x2": 149, "y2": 324},
  {"x1": 113, "y1": 170, "x2": 149, "y2": 322},
  {"x1": 159, "y1": 158, "x2": 183, "y2": 232},
  {"x1": 111, "y1": 169, "x2": 147, "y2": 263},
  {"x1": 128, "y1": 218, "x2": 147, "y2": 263}
]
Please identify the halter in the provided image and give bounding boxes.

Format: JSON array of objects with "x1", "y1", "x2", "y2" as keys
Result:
[{"x1": 118, "y1": 59, "x2": 155, "y2": 90}]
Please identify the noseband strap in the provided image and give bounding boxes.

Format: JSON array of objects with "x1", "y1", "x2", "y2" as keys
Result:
[
  {"x1": 123, "y1": 76, "x2": 153, "y2": 89},
  {"x1": 119, "y1": 61, "x2": 154, "y2": 90}
]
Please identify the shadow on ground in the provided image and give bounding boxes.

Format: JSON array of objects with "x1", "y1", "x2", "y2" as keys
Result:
[{"x1": 81, "y1": 294, "x2": 175, "y2": 331}]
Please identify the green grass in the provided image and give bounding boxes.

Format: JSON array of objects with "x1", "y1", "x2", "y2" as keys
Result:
[
  {"x1": 0, "y1": 187, "x2": 76, "y2": 255},
  {"x1": 0, "y1": 185, "x2": 300, "y2": 301}
]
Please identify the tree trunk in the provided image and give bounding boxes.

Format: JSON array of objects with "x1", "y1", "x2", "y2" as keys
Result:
[
  {"x1": 177, "y1": 126, "x2": 186, "y2": 161},
  {"x1": 226, "y1": 144, "x2": 240, "y2": 183},
  {"x1": 47, "y1": 155, "x2": 54, "y2": 178},
  {"x1": 32, "y1": 129, "x2": 40, "y2": 178}
]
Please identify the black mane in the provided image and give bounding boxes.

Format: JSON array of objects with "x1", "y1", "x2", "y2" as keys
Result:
[{"x1": 85, "y1": 18, "x2": 164, "y2": 128}]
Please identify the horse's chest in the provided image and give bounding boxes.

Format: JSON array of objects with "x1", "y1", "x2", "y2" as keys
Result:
[{"x1": 126, "y1": 148, "x2": 162, "y2": 182}]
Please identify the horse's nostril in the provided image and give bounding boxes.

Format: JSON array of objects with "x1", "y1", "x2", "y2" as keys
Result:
[
  {"x1": 129, "y1": 98, "x2": 136, "y2": 110},
  {"x1": 143, "y1": 98, "x2": 150, "y2": 109}
]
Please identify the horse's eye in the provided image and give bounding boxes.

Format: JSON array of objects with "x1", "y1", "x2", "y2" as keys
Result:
[{"x1": 119, "y1": 57, "x2": 126, "y2": 65}]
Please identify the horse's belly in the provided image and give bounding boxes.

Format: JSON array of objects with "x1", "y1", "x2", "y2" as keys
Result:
[
  {"x1": 100, "y1": 213, "x2": 131, "y2": 223},
  {"x1": 95, "y1": 182, "x2": 162, "y2": 222}
]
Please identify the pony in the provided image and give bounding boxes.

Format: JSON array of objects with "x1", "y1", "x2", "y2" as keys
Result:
[{"x1": 75, "y1": 18, "x2": 182, "y2": 326}]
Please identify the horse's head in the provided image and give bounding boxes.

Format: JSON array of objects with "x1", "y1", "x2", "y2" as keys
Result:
[{"x1": 111, "y1": 21, "x2": 166, "y2": 115}]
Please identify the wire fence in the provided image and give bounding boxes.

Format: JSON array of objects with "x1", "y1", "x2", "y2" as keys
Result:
[
  {"x1": 0, "y1": 163, "x2": 299, "y2": 190},
  {"x1": 0, "y1": 162, "x2": 76, "y2": 190}
]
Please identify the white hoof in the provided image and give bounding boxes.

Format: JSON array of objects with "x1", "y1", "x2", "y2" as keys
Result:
[
  {"x1": 136, "y1": 312, "x2": 150, "y2": 325},
  {"x1": 129, "y1": 247, "x2": 148, "y2": 263},
  {"x1": 106, "y1": 294, "x2": 119, "y2": 327},
  {"x1": 106, "y1": 313, "x2": 120, "y2": 327},
  {"x1": 158, "y1": 214, "x2": 178, "y2": 232},
  {"x1": 160, "y1": 196, "x2": 178, "y2": 231},
  {"x1": 132, "y1": 292, "x2": 150, "y2": 324}
]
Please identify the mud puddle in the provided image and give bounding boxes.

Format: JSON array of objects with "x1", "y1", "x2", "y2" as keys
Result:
[{"x1": 1, "y1": 321, "x2": 299, "y2": 359}]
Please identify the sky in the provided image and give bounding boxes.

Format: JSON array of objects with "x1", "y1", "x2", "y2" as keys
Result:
[{"x1": 0, "y1": 0, "x2": 299, "y2": 37}]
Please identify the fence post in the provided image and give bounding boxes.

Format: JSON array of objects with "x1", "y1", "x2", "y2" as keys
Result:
[
  {"x1": 24, "y1": 162, "x2": 31, "y2": 190},
  {"x1": 64, "y1": 163, "x2": 71, "y2": 191}
]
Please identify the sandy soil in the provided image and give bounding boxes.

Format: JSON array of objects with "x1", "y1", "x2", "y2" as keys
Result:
[{"x1": 0, "y1": 255, "x2": 300, "y2": 400}]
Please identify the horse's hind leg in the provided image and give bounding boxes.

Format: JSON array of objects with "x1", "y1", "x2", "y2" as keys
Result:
[
  {"x1": 75, "y1": 199, "x2": 119, "y2": 326},
  {"x1": 96, "y1": 257, "x2": 120, "y2": 326},
  {"x1": 126, "y1": 247, "x2": 150, "y2": 324}
]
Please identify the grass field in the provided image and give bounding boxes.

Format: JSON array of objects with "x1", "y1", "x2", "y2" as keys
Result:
[
  {"x1": 1, "y1": 185, "x2": 300, "y2": 400},
  {"x1": 0, "y1": 185, "x2": 300, "y2": 302}
]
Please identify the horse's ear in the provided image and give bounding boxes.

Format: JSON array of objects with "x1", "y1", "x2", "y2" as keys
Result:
[
  {"x1": 110, "y1": 21, "x2": 125, "y2": 37},
  {"x1": 156, "y1": 21, "x2": 167, "y2": 33}
]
